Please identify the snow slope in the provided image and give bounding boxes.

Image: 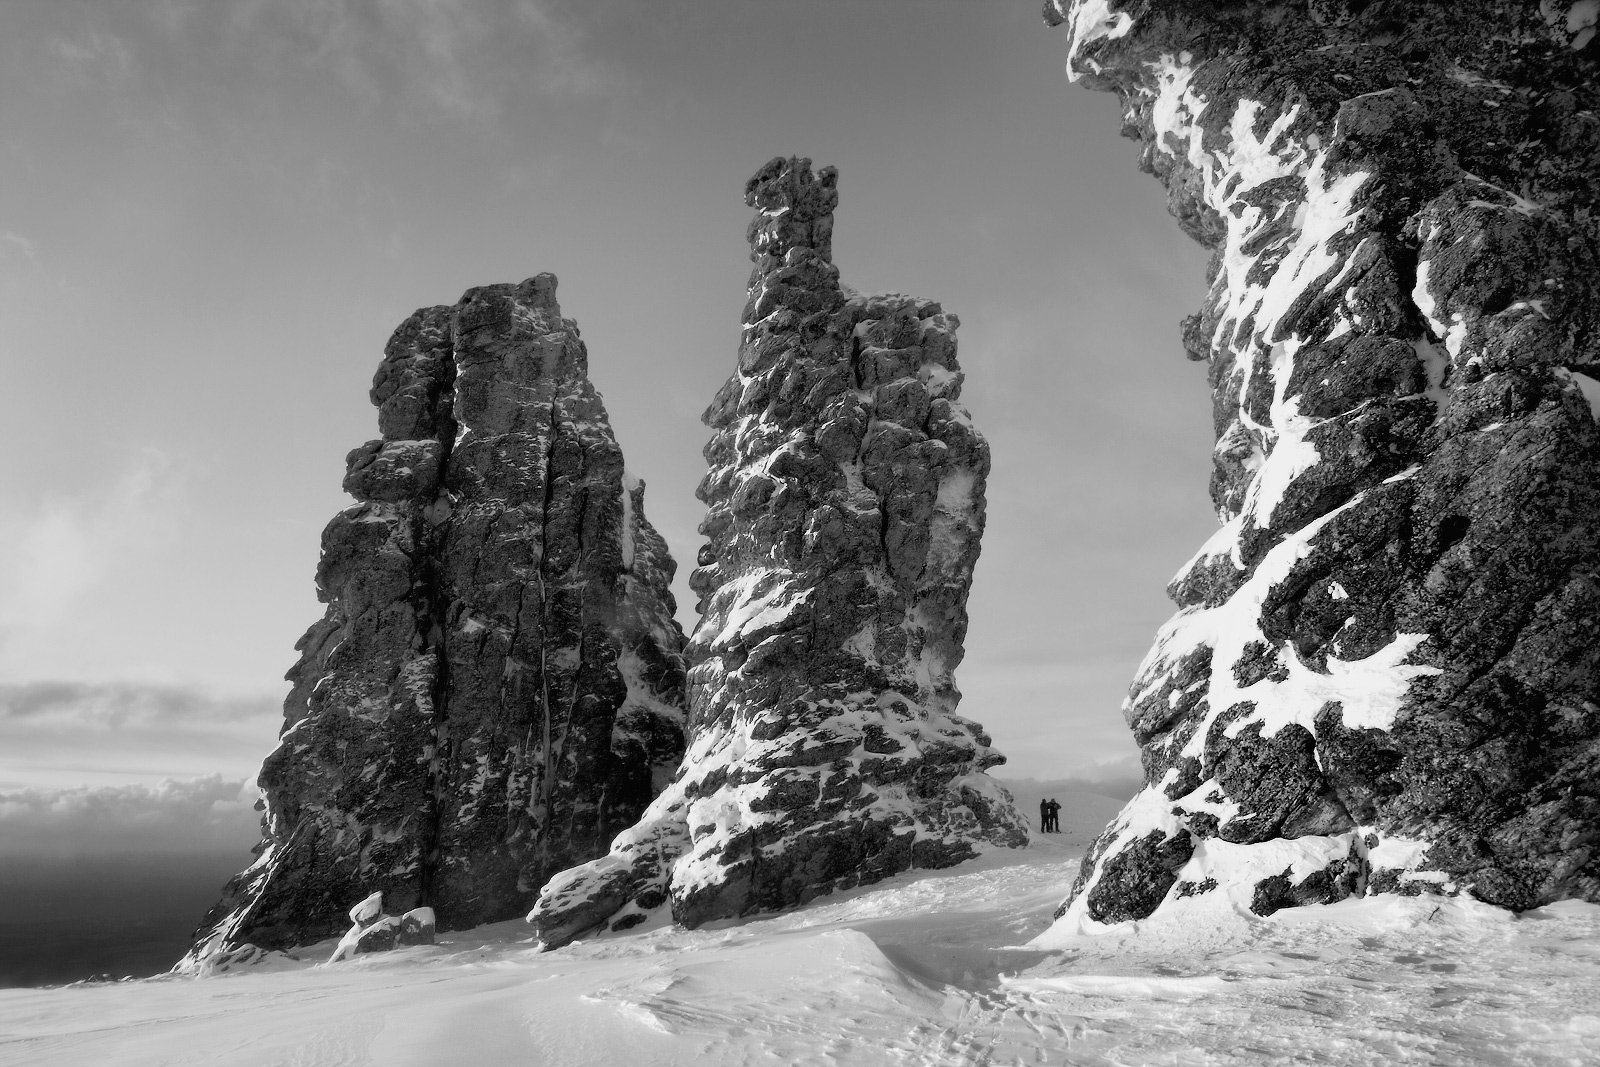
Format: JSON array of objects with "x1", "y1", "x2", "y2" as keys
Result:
[{"x1": 3, "y1": 789, "x2": 1595, "y2": 1066}]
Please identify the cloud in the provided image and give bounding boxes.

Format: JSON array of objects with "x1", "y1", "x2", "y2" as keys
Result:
[
  {"x1": 0, "y1": 447, "x2": 187, "y2": 634},
  {"x1": 0, "y1": 681, "x2": 277, "y2": 728},
  {"x1": 0, "y1": 681, "x2": 281, "y2": 790},
  {"x1": 0, "y1": 774, "x2": 261, "y2": 858},
  {"x1": 47, "y1": 24, "x2": 137, "y2": 81},
  {"x1": 146, "y1": 0, "x2": 617, "y2": 124},
  {"x1": 0, "y1": 230, "x2": 38, "y2": 261},
  {"x1": 19, "y1": 0, "x2": 619, "y2": 148}
]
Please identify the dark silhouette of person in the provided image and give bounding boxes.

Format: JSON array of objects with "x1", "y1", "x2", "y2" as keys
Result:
[
  {"x1": 1046, "y1": 798, "x2": 1062, "y2": 833},
  {"x1": 1039, "y1": 797, "x2": 1050, "y2": 833}
]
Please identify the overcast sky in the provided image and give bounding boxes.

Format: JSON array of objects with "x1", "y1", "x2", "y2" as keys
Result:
[{"x1": 0, "y1": 0, "x2": 1214, "y2": 855}]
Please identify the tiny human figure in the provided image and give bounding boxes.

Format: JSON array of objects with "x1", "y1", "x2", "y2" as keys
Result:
[
  {"x1": 1039, "y1": 797, "x2": 1050, "y2": 834},
  {"x1": 1046, "y1": 798, "x2": 1062, "y2": 833}
]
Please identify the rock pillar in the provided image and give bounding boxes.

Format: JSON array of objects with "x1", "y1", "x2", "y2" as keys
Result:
[
  {"x1": 528, "y1": 159, "x2": 1027, "y2": 948},
  {"x1": 183, "y1": 275, "x2": 687, "y2": 967},
  {"x1": 1043, "y1": 0, "x2": 1600, "y2": 930}
]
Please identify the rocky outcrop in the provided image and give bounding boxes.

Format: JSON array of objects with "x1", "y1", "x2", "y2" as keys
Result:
[
  {"x1": 527, "y1": 158, "x2": 1028, "y2": 948},
  {"x1": 181, "y1": 275, "x2": 687, "y2": 969},
  {"x1": 327, "y1": 893, "x2": 436, "y2": 962},
  {"x1": 1042, "y1": 1, "x2": 1600, "y2": 931}
]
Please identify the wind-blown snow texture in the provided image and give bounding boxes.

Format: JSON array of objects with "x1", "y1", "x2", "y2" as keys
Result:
[
  {"x1": 528, "y1": 158, "x2": 1028, "y2": 947},
  {"x1": 1044, "y1": 0, "x2": 1600, "y2": 933},
  {"x1": 9, "y1": 817, "x2": 1600, "y2": 1067},
  {"x1": 182, "y1": 275, "x2": 688, "y2": 968}
]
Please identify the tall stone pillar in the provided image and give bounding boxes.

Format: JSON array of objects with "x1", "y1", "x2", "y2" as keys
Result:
[
  {"x1": 528, "y1": 159, "x2": 1027, "y2": 948},
  {"x1": 183, "y1": 275, "x2": 688, "y2": 968}
]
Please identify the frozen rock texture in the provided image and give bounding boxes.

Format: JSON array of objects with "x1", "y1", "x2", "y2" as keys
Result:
[
  {"x1": 1044, "y1": 0, "x2": 1600, "y2": 930},
  {"x1": 327, "y1": 893, "x2": 436, "y2": 963},
  {"x1": 528, "y1": 157, "x2": 1027, "y2": 948},
  {"x1": 182, "y1": 275, "x2": 687, "y2": 968}
]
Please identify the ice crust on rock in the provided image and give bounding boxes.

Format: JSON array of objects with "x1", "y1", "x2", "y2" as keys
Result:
[
  {"x1": 527, "y1": 157, "x2": 1028, "y2": 948},
  {"x1": 180, "y1": 274, "x2": 688, "y2": 970},
  {"x1": 328, "y1": 894, "x2": 437, "y2": 963},
  {"x1": 1043, "y1": 1, "x2": 1600, "y2": 933}
]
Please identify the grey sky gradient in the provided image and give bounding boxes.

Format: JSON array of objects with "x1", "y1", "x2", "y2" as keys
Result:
[{"x1": 0, "y1": 1, "x2": 1213, "y2": 795}]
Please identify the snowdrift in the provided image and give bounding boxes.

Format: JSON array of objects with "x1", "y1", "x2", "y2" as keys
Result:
[{"x1": 3, "y1": 790, "x2": 1597, "y2": 1067}]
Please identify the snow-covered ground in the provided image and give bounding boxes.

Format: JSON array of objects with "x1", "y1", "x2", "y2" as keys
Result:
[{"x1": 3, "y1": 789, "x2": 1596, "y2": 1067}]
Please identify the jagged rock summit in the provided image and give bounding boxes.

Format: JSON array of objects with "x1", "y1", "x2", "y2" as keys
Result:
[
  {"x1": 181, "y1": 274, "x2": 688, "y2": 969},
  {"x1": 527, "y1": 157, "x2": 1028, "y2": 947},
  {"x1": 1042, "y1": 0, "x2": 1600, "y2": 932}
]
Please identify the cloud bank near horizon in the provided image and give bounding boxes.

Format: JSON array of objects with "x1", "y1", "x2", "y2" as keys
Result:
[
  {"x1": 0, "y1": 681, "x2": 280, "y2": 790},
  {"x1": 0, "y1": 774, "x2": 261, "y2": 859},
  {"x1": 991, "y1": 764, "x2": 1143, "y2": 803}
]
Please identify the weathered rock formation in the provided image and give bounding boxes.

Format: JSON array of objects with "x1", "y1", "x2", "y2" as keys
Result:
[
  {"x1": 326, "y1": 892, "x2": 436, "y2": 963},
  {"x1": 527, "y1": 158, "x2": 1028, "y2": 947},
  {"x1": 1042, "y1": 1, "x2": 1600, "y2": 931},
  {"x1": 182, "y1": 275, "x2": 688, "y2": 968}
]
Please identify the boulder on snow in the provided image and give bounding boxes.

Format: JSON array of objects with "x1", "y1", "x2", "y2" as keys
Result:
[
  {"x1": 349, "y1": 891, "x2": 384, "y2": 927},
  {"x1": 398, "y1": 908, "x2": 436, "y2": 946},
  {"x1": 327, "y1": 900, "x2": 437, "y2": 962},
  {"x1": 348, "y1": 916, "x2": 400, "y2": 956}
]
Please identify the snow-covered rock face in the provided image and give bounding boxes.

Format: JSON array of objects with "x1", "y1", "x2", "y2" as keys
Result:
[
  {"x1": 181, "y1": 275, "x2": 688, "y2": 968},
  {"x1": 1043, "y1": 1, "x2": 1600, "y2": 929},
  {"x1": 527, "y1": 157, "x2": 1028, "y2": 948}
]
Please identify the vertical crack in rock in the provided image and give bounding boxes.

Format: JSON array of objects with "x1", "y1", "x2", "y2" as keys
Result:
[
  {"x1": 528, "y1": 158, "x2": 1028, "y2": 948},
  {"x1": 180, "y1": 275, "x2": 688, "y2": 969},
  {"x1": 1042, "y1": 0, "x2": 1600, "y2": 931}
]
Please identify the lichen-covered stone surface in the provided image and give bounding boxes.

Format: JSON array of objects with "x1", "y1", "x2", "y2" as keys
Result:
[
  {"x1": 527, "y1": 158, "x2": 1027, "y2": 948},
  {"x1": 1042, "y1": 0, "x2": 1600, "y2": 932},
  {"x1": 181, "y1": 275, "x2": 687, "y2": 969}
]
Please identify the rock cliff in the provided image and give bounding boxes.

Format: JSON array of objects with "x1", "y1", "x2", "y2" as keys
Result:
[
  {"x1": 527, "y1": 158, "x2": 1028, "y2": 947},
  {"x1": 1043, "y1": 0, "x2": 1600, "y2": 930},
  {"x1": 182, "y1": 275, "x2": 687, "y2": 968}
]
